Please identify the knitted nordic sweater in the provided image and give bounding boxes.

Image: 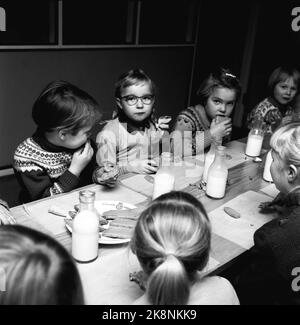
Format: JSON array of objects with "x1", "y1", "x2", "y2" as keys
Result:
[
  {"x1": 172, "y1": 104, "x2": 230, "y2": 156},
  {"x1": 246, "y1": 97, "x2": 293, "y2": 135},
  {"x1": 13, "y1": 129, "x2": 96, "y2": 203}
]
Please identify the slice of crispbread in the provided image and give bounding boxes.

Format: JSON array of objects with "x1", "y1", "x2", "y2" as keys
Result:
[{"x1": 102, "y1": 224, "x2": 134, "y2": 239}]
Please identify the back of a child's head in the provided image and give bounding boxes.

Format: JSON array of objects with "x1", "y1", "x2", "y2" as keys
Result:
[
  {"x1": 0, "y1": 225, "x2": 84, "y2": 305},
  {"x1": 268, "y1": 66, "x2": 300, "y2": 96},
  {"x1": 131, "y1": 191, "x2": 211, "y2": 305},
  {"x1": 114, "y1": 68, "x2": 157, "y2": 99},
  {"x1": 32, "y1": 80, "x2": 101, "y2": 134},
  {"x1": 270, "y1": 121, "x2": 300, "y2": 167},
  {"x1": 197, "y1": 67, "x2": 241, "y2": 106}
]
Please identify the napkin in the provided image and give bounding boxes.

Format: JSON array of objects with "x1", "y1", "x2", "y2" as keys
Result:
[{"x1": 208, "y1": 191, "x2": 277, "y2": 249}]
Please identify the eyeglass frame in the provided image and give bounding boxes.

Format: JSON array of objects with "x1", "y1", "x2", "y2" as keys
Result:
[{"x1": 119, "y1": 94, "x2": 155, "y2": 106}]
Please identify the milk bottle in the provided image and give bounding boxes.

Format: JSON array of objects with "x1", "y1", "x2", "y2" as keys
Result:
[
  {"x1": 152, "y1": 152, "x2": 175, "y2": 199},
  {"x1": 202, "y1": 141, "x2": 216, "y2": 183},
  {"x1": 206, "y1": 146, "x2": 228, "y2": 199},
  {"x1": 72, "y1": 190, "x2": 99, "y2": 263},
  {"x1": 245, "y1": 117, "x2": 264, "y2": 157}
]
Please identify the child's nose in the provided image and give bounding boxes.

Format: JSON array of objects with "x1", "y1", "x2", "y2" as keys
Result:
[
  {"x1": 136, "y1": 98, "x2": 144, "y2": 107},
  {"x1": 219, "y1": 104, "x2": 226, "y2": 112}
]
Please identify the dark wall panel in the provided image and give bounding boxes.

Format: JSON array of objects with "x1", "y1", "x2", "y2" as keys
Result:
[{"x1": 0, "y1": 48, "x2": 192, "y2": 167}]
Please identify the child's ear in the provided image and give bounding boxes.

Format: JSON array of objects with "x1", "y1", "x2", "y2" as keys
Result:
[
  {"x1": 116, "y1": 98, "x2": 122, "y2": 110},
  {"x1": 58, "y1": 129, "x2": 66, "y2": 140},
  {"x1": 287, "y1": 164, "x2": 298, "y2": 182}
]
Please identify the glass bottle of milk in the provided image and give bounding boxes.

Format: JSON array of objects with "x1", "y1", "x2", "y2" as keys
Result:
[
  {"x1": 152, "y1": 152, "x2": 175, "y2": 199},
  {"x1": 206, "y1": 146, "x2": 228, "y2": 199},
  {"x1": 245, "y1": 117, "x2": 264, "y2": 157},
  {"x1": 72, "y1": 190, "x2": 99, "y2": 263},
  {"x1": 202, "y1": 141, "x2": 216, "y2": 183}
]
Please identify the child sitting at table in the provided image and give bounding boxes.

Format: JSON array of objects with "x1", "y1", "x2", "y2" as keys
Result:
[
  {"x1": 94, "y1": 68, "x2": 170, "y2": 187},
  {"x1": 0, "y1": 224, "x2": 84, "y2": 305},
  {"x1": 130, "y1": 191, "x2": 239, "y2": 305},
  {"x1": 235, "y1": 121, "x2": 300, "y2": 304},
  {"x1": 172, "y1": 67, "x2": 241, "y2": 156},
  {"x1": 14, "y1": 80, "x2": 101, "y2": 202},
  {"x1": 246, "y1": 66, "x2": 299, "y2": 136}
]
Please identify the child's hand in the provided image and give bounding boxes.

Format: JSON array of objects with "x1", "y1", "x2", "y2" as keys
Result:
[
  {"x1": 259, "y1": 201, "x2": 285, "y2": 215},
  {"x1": 259, "y1": 201, "x2": 275, "y2": 213},
  {"x1": 69, "y1": 141, "x2": 94, "y2": 177},
  {"x1": 93, "y1": 162, "x2": 119, "y2": 188},
  {"x1": 156, "y1": 116, "x2": 172, "y2": 131},
  {"x1": 129, "y1": 159, "x2": 159, "y2": 174},
  {"x1": 210, "y1": 117, "x2": 232, "y2": 140}
]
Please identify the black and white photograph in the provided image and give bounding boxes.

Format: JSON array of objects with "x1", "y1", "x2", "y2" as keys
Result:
[{"x1": 0, "y1": 0, "x2": 300, "y2": 310}]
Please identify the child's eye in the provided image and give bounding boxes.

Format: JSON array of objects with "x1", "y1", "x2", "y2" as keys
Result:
[
  {"x1": 213, "y1": 100, "x2": 221, "y2": 104},
  {"x1": 142, "y1": 95, "x2": 154, "y2": 104},
  {"x1": 124, "y1": 95, "x2": 136, "y2": 102}
]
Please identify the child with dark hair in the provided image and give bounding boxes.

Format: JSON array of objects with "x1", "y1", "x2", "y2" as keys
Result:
[
  {"x1": 172, "y1": 67, "x2": 241, "y2": 156},
  {"x1": 94, "y1": 68, "x2": 170, "y2": 187},
  {"x1": 131, "y1": 191, "x2": 239, "y2": 305},
  {"x1": 14, "y1": 80, "x2": 101, "y2": 202},
  {"x1": 247, "y1": 66, "x2": 300, "y2": 135},
  {"x1": 0, "y1": 225, "x2": 84, "y2": 305}
]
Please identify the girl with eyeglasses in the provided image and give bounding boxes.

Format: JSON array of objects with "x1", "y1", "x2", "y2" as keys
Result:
[{"x1": 94, "y1": 69, "x2": 170, "y2": 186}]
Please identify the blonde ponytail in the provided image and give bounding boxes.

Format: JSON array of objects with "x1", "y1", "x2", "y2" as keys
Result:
[{"x1": 147, "y1": 254, "x2": 190, "y2": 305}]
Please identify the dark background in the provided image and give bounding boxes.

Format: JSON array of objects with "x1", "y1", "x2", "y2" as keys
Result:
[{"x1": 0, "y1": 0, "x2": 299, "y2": 205}]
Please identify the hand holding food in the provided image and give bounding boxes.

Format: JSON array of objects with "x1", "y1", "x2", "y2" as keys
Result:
[{"x1": 93, "y1": 162, "x2": 119, "y2": 187}]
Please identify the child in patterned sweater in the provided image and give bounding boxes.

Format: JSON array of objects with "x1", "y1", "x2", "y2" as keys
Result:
[
  {"x1": 247, "y1": 66, "x2": 299, "y2": 135},
  {"x1": 172, "y1": 67, "x2": 241, "y2": 156},
  {"x1": 14, "y1": 80, "x2": 101, "y2": 202}
]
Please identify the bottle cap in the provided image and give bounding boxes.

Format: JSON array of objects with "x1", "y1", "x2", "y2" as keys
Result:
[{"x1": 79, "y1": 190, "x2": 95, "y2": 204}]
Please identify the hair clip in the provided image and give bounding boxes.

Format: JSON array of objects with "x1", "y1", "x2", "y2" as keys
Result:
[{"x1": 225, "y1": 73, "x2": 236, "y2": 78}]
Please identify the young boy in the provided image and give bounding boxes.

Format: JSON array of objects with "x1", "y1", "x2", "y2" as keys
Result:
[{"x1": 14, "y1": 80, "x2": 101, "y2": 202}]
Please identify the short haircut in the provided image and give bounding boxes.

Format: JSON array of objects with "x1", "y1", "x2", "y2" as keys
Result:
[
  {"x1": 268, "y1": 66, "x2": 300, "y2": 95},
  {"x1": 270, "y1": 121, "x2": 300, "y2": 167},
  {"x1": 196, "y1": 67, "x2": 241, "y2": 106},
  {"x1": 0, "y1": 225, "x2": 84, "y2": 305},
  {"x1": 114, "y1": 68, "x2": 157, "y2": 99},
  {"x1": 32, "y1": 80, "x2": 101, "y2": 134}
]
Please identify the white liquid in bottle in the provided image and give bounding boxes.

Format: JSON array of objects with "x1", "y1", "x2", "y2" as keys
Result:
[
  {"x1": 245, "y1": 134, "x2": 263, "y2": 157},
  {"x1": 152, "y1": 172, "x2": 175, "y2": 199},
  {"x1": 206, "y1": 146, "x2": 228, "y2": 199},
  {"x1": 206, "y1": 172, "x2": 228, "y2": 198},
  {"x1": 72, "y1": 211, "x2": 99, "y2": 262},
  {"x1": 263, "y1": 150, "x2": 273, "y2": 182},
  {"x1": 72, "y1": 190, "x2": 99, "y2": 263}
]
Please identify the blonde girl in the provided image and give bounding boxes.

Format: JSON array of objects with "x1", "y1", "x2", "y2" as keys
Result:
[{"x1": 131, "y1": 191, "x2": 239, "y2": 305}]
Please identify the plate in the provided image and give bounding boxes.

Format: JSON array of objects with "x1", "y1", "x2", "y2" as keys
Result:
[{"x1": 65, "y1": 200, "x2": 136, "y2": 245}]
